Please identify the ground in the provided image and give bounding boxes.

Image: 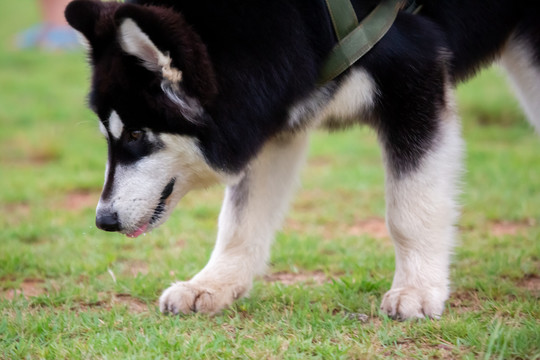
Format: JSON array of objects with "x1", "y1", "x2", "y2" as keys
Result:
[{"x1": 0, "y1": 2, "x2": 539, "y2": 359}]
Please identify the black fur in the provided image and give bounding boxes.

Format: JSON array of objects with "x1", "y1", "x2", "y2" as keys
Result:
[
  {"x1": 66, "y1": 0, "x2": 537, "y2": 176},
  {"x1": 515, "y1": 2, "x2": 540, "y2": 65},
  {"x1": 150, "y1": 178, "x2": 176, "y2": 224}
]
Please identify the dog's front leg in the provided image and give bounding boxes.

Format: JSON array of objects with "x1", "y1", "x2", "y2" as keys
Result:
[
  {"x1": 160, "y1": 133, "x2": 309, "y2": 315},
  {"x1": 380, "y1": 104, "x2": 463, "y2": 320}
]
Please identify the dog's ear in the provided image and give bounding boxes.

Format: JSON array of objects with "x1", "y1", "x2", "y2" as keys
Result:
[
  {"x1": 65, "y1": 0, "x2": 101, "y2": 43},
  {"x1": 65, "y1": 0, "x2": 121, "y2": 52},
  {"x1": 115, "y1": 4, "x2": 218, "y2": 104},
  {"x1": 116, "y1": 17, "x2": 183, "y2": 84}
]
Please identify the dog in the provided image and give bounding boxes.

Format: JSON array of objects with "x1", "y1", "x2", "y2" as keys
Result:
[{"x1": 65, "y1": 0, "x2": 540, "y2": 319}]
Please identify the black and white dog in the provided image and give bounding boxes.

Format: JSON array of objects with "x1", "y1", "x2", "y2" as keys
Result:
[{"x1": 65, "y1": 0, "x2": 539, "y2": 319}]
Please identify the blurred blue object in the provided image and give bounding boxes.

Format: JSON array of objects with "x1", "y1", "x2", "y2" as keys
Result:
[{"x1": 16, "y1": 24, "x2": 79, "y2": 51}]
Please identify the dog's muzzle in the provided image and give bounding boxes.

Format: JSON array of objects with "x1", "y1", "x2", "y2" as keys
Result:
[{"x1": 95, "y1": 178, "x2": 177, "y2": 237}]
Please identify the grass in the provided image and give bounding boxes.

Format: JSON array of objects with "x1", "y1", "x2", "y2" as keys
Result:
[{"x1": 1, "y1": 2, "x2": 539, "y2": 359}]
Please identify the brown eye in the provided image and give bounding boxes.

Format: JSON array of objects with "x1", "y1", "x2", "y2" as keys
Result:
[{"x1": 128, "y1": 130, "x2": 144, "y2": 142}]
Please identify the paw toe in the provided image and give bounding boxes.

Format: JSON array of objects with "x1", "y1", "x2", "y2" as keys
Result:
[
  {"x1": 193, "y1": 291, "x2": 218, "y2": 314},
  {"x1": 159, "y1": 281, "x2": 243, "y2": 316},
  {"x1": 159, "y1": 282, "x2": 199, "y2": 315},
  {"x1": 381, "y1": 287, "x2": 447, "y2": 320}
]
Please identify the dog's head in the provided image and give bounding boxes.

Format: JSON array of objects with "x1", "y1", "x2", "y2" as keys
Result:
[{"x1": 65, "y1": 0, "x2": 237, "y2": 237}]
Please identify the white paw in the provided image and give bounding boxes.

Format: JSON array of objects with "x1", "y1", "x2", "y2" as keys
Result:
[
  {"x1": 159, "y1": 280, "x2": 248, "y2": 315},
  {"x1": 380, "y1": 286, "x2": 448, "y2": 320}
]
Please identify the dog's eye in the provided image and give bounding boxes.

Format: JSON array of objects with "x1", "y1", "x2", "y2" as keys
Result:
[{"x1": 127, "y1": 130, "x2": 144, "y2": 142}]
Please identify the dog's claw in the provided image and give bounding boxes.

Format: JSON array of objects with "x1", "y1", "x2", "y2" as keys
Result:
[
  {"x1": 380, "y1": 286, "x2": 447, "y2": 320},
  {"x1": 159, "y1": 281, "x2": 248, "y2": 316}
]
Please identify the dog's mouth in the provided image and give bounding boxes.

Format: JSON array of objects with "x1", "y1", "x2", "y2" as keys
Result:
[{"x1": 126, "y1": 178, "x2": 176, "y2": 238}]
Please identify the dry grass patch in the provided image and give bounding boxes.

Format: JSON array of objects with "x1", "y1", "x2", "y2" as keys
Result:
[
  {"x1": 381, "y1": 339, "x2": 457, "y2": 360},
  {"x1": 0, "y1": 202, "x2": 31, "y2": 226},
  {"x1": 264, "y1": 270, "x2": 329, "y2": 286},
  {"x1": 448, "y1": 290, "x2": 484, "y2": 314},
  {"x1": 0, "y1": 137, "x2": 61, "y2": 166},
  {"x1": 77, "y1": 292, "x2": 149, "y2": 313},
  {"x1": 343, "y1": 217, "x2": 389, "y2": 239},
  {"x1": 2, "y1": 278, "x2": 47, "y2": 300},
  {"x1": 518, "y1": 273, "x2": 540, "y2": 295},
  {"x1": 62, "y1": 189, "x2": 100, "y2": 211},
  {"x1": 112, "y1": 293, "x2": 149, "y2": 313},
  {"x1": 286, "y1": 216, "x2": 390, "y2": 241},
  {"x1": 488, "y1": 218, "x2": 537, "y2": 237},
  {"x1": 2, "y1": 280, "x2": 148, "y2": 314},
  {"x1": 121, "y1": 260, "x2": 150, "y2": 278}
]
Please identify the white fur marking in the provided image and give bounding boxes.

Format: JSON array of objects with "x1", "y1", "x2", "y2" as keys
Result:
[
  {"x1": 74, "y1": 30, "x2": 90, "y2": 51},
  {"x1": 108, "y1": 111, "x2": 124, "y2": 140},
  {"x1": 118, "y1": 19, "x2": 183, "y2": 83},
  {"x1": 288, "y1": 69, "x2": 377, "y2": 129},
  {"x1": 321, "y1": 69, "x2": 377, "y2": 122},
  {"x1": 500, "y1": 37, "x2": 540, "y2": 133},
  {"x1": 287, "y1": 86, "x2": 334, "y2": 129},
  {"x1": 380, "y1": 90, "x2": 463, "y2": 319},
  {"x1": 160, "y1": 134, "x2": 310, "y2": 314},
  {"x1": 161, "y1": 82, "x2": 204, "y2": 124},
  {"x1": 96, "y1": 132, "x2": 239, "y2": 236},
  {"x1": 99, "y1": 122, "x2": 108, "y2": 139}
]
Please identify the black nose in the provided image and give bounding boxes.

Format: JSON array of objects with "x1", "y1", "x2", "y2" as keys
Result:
[{"x1": 96, "y1": 212, "x2": 121, "y2": 232}]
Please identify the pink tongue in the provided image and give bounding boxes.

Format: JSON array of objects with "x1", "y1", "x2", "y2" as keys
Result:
[{"x1": 126, "y1": 224, "x2": 148, "y2": 238}]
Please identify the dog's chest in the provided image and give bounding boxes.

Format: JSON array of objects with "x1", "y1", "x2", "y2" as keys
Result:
[{"x1": 286, "y1": 69, "x2": 378, "y2": 130}]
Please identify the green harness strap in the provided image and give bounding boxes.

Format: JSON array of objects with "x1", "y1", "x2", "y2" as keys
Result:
[
  {"x1": 318, "y1": 0, "x2": 406, "y2": 85},
  {"x1": 324, "y1": 0, "x2": 359, "y2": 41}
]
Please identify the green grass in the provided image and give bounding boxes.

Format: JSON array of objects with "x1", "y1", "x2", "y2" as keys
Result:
[{"x1": 1, "y1": 2, "x2": 539, "y2": 359}]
